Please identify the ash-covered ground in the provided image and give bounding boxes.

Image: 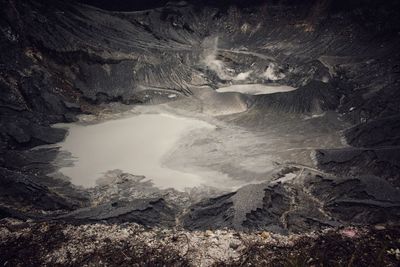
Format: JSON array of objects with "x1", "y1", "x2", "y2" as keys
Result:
[{"x1": 1, "y1": 0, "x2": 400, "y2": 265}]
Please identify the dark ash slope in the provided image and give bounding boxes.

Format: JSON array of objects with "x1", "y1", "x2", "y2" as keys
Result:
[{"x1": 0, "y1": 0, "x2": 399, "y2": 232}]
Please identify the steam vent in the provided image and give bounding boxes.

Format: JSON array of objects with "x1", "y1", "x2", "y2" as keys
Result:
[{"x1": 1, "y1": 0, "x2": 400, "y2": 266}]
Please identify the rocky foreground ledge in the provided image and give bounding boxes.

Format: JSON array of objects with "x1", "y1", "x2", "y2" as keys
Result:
[{"x1": 1, "y1": 219, "x2": 399, "y2": 267}]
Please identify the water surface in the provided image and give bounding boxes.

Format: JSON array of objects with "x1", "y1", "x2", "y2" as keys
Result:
[
  {"x1": 55, "y1": 111, "x2": 215, "y2": 190},
  {"x1": 216, "y1": 84, "x2": 296, "y2": 95}
]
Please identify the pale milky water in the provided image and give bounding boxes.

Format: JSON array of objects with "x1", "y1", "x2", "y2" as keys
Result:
[
  {"x1": 54, "y1": 112, "x2": 216, "y2": 190},
  {"x1": 216, "y1": 84, "x2": 296, "y2": 95}
]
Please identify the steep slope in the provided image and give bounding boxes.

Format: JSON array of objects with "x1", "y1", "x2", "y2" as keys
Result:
[{"x1": 0, "y1": 0, "x2": 399, "y2": 231}]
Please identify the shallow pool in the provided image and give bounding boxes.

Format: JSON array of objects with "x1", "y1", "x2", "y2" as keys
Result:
[
  {"x1": 54, "y1": 111, "x2": 216, "y2": 190},
  {"x1": 216, "y1": 84, "x2": 296, "y2": 95}
]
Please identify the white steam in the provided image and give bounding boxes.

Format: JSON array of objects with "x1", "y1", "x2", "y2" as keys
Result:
[
  {"x1": 234, "y1": 71, "x2": 253, "y2": 81},
  {"x1": 263, "y1": 63, "x2": 285, "y2": 81},
  {"x1": 202, "y1": 37, "x2": 233, "y2": 80}
]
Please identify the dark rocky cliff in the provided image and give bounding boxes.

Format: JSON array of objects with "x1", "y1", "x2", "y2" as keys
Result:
[{"x1": 0, "y1": 0, "x2": 399, "y2": 231}]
